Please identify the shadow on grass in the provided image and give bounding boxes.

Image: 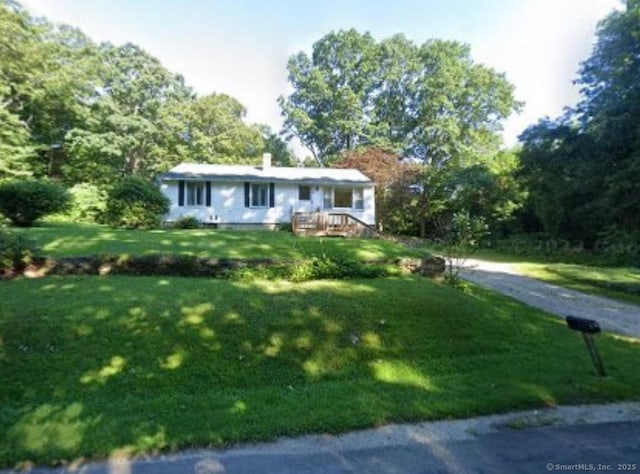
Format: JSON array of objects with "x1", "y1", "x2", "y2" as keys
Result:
[
  {"x1": 18, "y1": 222, "x2": 428, "y2": 262},
  {"x1": 1, "y1": 276, "x2": 639, "y2": 468},
  {"x1": 541, "y1": 266, "x2": 640, "y2": 298}
]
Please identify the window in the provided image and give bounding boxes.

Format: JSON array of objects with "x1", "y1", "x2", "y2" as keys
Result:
[
  {"x1": 334, "y1": 188, "x2": 352, "y2": 208},
  {"x1": 187, "y1": 182, "x2": 204, "y2": 206},
  {"x1": 353, "y1": 188, "x2": 364, "y2": 210},
  {"x1": 251, "y1": 183, "x2": 268, "y2": 207},
  {"x1": 323, "y1": 191, "x2": 332, "y2": 209},
  {"x1": 323, "y1": 187, "x2": 365, "y2": 209},
  {"x1": 298, "y1": 185, "x2": 311, "y2": 201},
  {"x1": 244, "y1": 182, "x2": 274, "y2": 208}
]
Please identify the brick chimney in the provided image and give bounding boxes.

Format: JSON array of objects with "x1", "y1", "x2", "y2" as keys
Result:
[{"x1": 262, "y1": 153, "x2": 272, "y2": 169}]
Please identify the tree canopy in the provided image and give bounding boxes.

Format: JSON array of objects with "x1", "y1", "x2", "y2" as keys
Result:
[
  {"x1": 518, "y1": 0, "x2": 640, "y2": 245},
  {"x1": 0, "y1": 0, "x2": 289, "y2": 185},
  {"x1": 279, "y1": 29, "x2": 520, "y2": 167}
]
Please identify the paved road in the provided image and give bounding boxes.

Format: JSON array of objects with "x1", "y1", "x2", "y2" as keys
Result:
[
  {"x1": 8, "y1": 402, "x2": 640, "y2": 474},
  {"x1": 460, "y1": 259, "x2": 640, "y2": 339}
]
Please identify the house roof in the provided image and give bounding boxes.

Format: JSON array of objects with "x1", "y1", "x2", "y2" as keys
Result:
[{"x1": 158, "y1": 163, "x2": 374, "y2": 186}]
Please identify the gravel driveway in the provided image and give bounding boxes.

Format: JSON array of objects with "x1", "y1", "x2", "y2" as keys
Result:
[{"x1": 459, "y1": 259, "x2": 640, "y2": 339}]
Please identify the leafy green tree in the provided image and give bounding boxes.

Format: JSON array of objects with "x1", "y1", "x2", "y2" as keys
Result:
[
  {"x1": 26, "y1": 24, "x2": 101, "y2": 178},
  {"x1": 519, "y1": 120, "x2": 603, "y2": 242},
  {"x1": 0, "y1": 85, "x2": 35, "y2": 179},
  {"x1": 1, "y1": 1, "x2": 102, "y2": 178},
  {"x1": 0, "y1": 1, "x2": 43, "y2": 178},
  {"x1": 410, "y1": 40, "x2": 519, "y2": 169},
  {"x1": 1, "y1": 1, "x2": 293, "y2": 186},
  {"x1": 279, "y1": 30, "x2": 519, "y2": 166},
  {"x1": 441, "y1": 211, "x2": 489, "y2": 286},
  {"x1": 518, "y1": 1, "x2": 640, "y2": 244},
  {"x1": 104, "y1": 176, "x2": 169, "y2": 229},
  {"x1": 64, "y1": 43, "x2": 194, "y2": 183},
  {"x1": 444, "y1": 151, "x2": 526, "y2": 236},
  {"x1": 576, "y1": 0, "x2": 640, "y2": 233},
  {"x1": 65, "y1": 182, "x2": 107, "y2": 223},
  {"x1": 0, "y1": 180, "x2": 70, "y2": 226},
  {"x1": 260, "y1": 126, "x2": 296, "y2": 167},
  {"x1": 369, "y1": 35, "x2": 421, "y2": 149},
  {"x1": 279, "y1": 29, "x2": 379, "y2": 165},
  {"x1": 183, "y1": 93, "x2": 264, "y2": 164}
]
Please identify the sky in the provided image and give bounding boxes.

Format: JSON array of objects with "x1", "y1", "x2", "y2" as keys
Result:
[{"x1": 20, "y1": 0, "x2": 620, "y2": 157}]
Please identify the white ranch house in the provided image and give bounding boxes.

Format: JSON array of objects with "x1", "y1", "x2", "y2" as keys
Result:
[{"x1": 158, "y1": 154, "x2": 375, "y2": 231}]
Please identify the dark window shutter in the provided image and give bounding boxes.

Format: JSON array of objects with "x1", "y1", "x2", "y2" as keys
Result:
[
  {"x1": 269, "y1": 183, "x2": 275, "y2": 208},
  {"x1": 205, "y1": 181, "x2": 211, "y2": 206},
  {"x1": 178, "y1": 180, "x2": 185, "y2": 206},
  {"x1": 244, "y1": 182, "x2": 250, "y2": 207}
]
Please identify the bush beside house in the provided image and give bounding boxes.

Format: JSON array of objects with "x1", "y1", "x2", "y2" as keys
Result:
[{"x1": 104, "y1": 176, "x2": 170, "y2": 229}]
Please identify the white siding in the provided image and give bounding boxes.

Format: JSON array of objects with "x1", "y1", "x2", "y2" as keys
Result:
[
  {"x1": 362, "y1": 186, "x2": 375, "y2": 225},
  {"x1": 161, "y1": 180, "x2": 375, "y2": 226}
]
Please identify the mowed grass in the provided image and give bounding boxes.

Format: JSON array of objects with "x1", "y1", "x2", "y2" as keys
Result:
[
  {"x1": 17, "y1": 222, "x2": 427, "y2": 261},
  {"x1": 1, "y1": 275, "x2": 639, "y2": 467},
  {"x1": 515, "y1": 263, "x2": 640, "y2": 306}
]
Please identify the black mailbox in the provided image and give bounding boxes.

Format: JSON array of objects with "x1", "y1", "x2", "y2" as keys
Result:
[
  {"x1": 566, "y1": 316, "x2": 601, "y2": 334},
  {"x1": 565, "y1": 315, "x2": 606, "y2": 376}
]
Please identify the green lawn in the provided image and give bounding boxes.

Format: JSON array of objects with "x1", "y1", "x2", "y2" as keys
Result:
[
  {"x1": 17, "y1": 222, "x2": 427, "y2": 261},
  {"x1": 1, "y1": 275, "x2": 639, "y2": 468},
  {"x1": 474, "y1": 250, "x2": 640, "y2": 306},
  {"x1": 513, "y1": 262, "x2": 640, "y2": 306}
]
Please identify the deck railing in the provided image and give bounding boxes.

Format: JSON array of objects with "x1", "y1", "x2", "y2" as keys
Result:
[{"x1": 292, "y1": 212, "x2": 374, "y2": 237}]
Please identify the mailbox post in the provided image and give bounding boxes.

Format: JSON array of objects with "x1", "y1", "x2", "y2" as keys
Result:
[{"x1": 566, "y1": 316, "x2": 606, "y2": 377}]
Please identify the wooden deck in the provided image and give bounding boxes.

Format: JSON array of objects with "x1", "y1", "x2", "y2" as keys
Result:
[{"x1": 292, "y1": 212, "x2": 375, "y2": 238}]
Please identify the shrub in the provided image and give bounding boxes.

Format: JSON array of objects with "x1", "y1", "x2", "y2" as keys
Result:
[
  {"x1": 20, "y1": 253, "x2": 431, "y2": 280},
  {"x1": 596, "y1": 228, "x2": 640, "y2": 266},
  {"x1": 288, "y1": 255, "x2": 389, "y2": 282},
  {"x1": 485, "y1": 230, "x2": 640, "y2": 266},
  {"x1": 173, "y1": 216, "x2": 201, "y2": 229},
  {"x1": 0, "y1": 180, "x2": 70, "y2": 226},
  {"x1": 440, "y1": 212, "x2": 489, "y2": 286},
  {"x1": 0, "y1": 228, "x2": 40, "y2": 274},
  {"x1": 65, "y1": 183, "x2": 108, "y2": 223},
  {"x1": 104, "y1": 176, "x2": 170, "y2": 229}
]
